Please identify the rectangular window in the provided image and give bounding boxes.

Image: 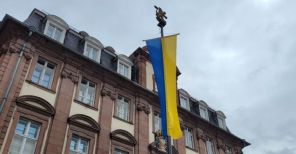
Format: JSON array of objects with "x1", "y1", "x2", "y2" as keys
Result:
[
  {"x1": 45, "y1": 23, "x2": 63, "y2": 42},
  {"x1": 225, "y1": 146, "x2": 232, "y2": 154},
  {"x1": 153, "y1": 113, "x2": 162, "y2": 132},
  {"x1": 70, "y1": 135, "x2": 89, "y2": 154},
  {"x1": 77, "y1": 78, "x2": 96, "y2": 106},
  {"x1": 115, "y1": 96, "x2": 130, "y2": 121},
  {"x1": 199, "y1": 107, "x2": 209, "y2": 120},
  {"x1": 32, "y1": 58, "x2": 55, "y2": 88},
  {"x1": 118, "y1": 62, "x2": 129, "y2": 78},
  {"x1": 218, "y1": 117, "x2": 225, "y2": 129},
  {"x1": 84, "y1": 43, "x2": 100, "y2": 62},
  {"x1": 9, "y1": 118, "x2": 40, "y2": 154},
  {"x1": 180, "y1": 96, "x2": 190, "y2": 110},
  {"x1": 184, "y1": 127, "x2": 194, "y2": 149},
  {"x1": 114, "y1": 148, "x2": 129, "y2": 154},
  {"x1": 206, "y1": 139, "x2": 216, "y2": 154}
]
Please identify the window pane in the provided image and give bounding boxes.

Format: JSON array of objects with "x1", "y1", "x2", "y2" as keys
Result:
[
  {"x1": 154, "y1": 114, "x2": 162, "y2": 132},
  {"x1": 116, "y1": 98, "x2": 129, "y2": 121},
  {"x1": 78, "y1": 139, "x2": 88, "y2": 153},
  {"x1": 15, "y1": 120, "x2": 27, "y2": 135},
  {"x1": 9, "y1": 135, "x2": 23, "y2": 153},
  {"x1": 28, "y1": 123, "x2": 39, "y2": 139},
  {"x1": 53, "y1": 27, "x2": 62, "y2": 41},
  {"x1": 23, "y1": 138, "x2": 37, "y2": 154},
  {"x1": 41, "y1": 67, "x2": 53, "y2": 88},
  {"x1": 78, "y1": 81, "x2": 87, "y2": 102},
  {"x1": 32, "y1": 64, "x2": 43, "y2": 84},
  {"x1": 70, "y1": 137, "x2": 78, "y2": 151},
  {"x1": 87, "y1": 86, "x2": 95, "y2": 105},
  {"x1": 46, "y1": 24, "x2": 55, "y2": 37},
  {"x1": 115, "y1": 148, "x2": 129, "y2": 154}
]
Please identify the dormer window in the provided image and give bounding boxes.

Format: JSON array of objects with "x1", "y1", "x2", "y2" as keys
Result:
[
  {"x1": 45, "y1": 23, "x2": 63, "y2": 42},
  {"x1": 118, "y1": 62, "x2": 129, "y2": 77},
  {"x1": 218, "y1": 117, "x2": 226, "y2": 129},
  {"x1": 216, "y1": 111, "x2": 227, "y2": 130},
  {"x1": 180, "y1": 95, "x2": 190, "y2": 110},
  {"x1": 117, "y1": 54, "x2": 132, "y2": 79},
  {"x1": 178, "y1": 89, "x2": 191, "y2": 111},
  {"x1": 84, "y1": 42, "x2": 101, "y2": 63},
  {"x1": 44, "y1": 15, "x2": 68, "y2": 43},
  {"x1": 199, "y1": 106, "x2": 209, "y2": 120}
]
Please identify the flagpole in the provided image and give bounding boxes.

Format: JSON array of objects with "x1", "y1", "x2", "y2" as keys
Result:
[{"x1": 154, "y1": 5, "x2": 173, "y2": 154}]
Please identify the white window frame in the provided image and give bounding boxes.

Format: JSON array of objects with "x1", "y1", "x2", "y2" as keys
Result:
[
  {"x1": 70, "y1": 135, "x2": 89, "y2": 154},
  {"x1": 44, "y1": 20, "x2": 66, "y2": 43},
  {"x1": 83, "y1": 42, "x2": 101, "y2": 63},
  {"x1": 199, "y1": 106, "x2": 209, "y2": 121},
  {"x1": 77, "y1": 78, "x2": 96, "y2": 106},
  {"x1": 32, "y1": 58, "x2": 55, "y2": 88},
  {"x1": 9, "y1": 119, "x2": 40, "y2": 154},
  {"x1": 184, "y1": 127, "x2": 194, "y2": 149},
  {"x1": 115, "y1": 96, "x2": 130, "y2": 121},
  {"x1": 117, "y1": 60, "x2": 131, "y2": 79},
  {"x1": 180, "y1": 95, "x2": 190, "y2": 110}
]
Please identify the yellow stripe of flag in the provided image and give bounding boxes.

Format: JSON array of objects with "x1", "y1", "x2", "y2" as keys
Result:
[{"x1": 161, "y1": 35, "x2": 182, "y2": 139}]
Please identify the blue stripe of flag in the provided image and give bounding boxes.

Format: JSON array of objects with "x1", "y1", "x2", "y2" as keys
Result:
[{"x1": 146, "y1": 38, "x2": 167, "y2": 138}]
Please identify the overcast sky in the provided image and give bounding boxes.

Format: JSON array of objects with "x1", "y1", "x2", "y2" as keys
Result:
[{"x1": 1, "y1": 0, "x2": 296, "y2": 153}]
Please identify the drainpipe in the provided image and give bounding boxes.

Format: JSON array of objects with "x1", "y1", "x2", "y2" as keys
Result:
[{"x1": 0, "y1": 28, "x2": 33, "y2": 113}]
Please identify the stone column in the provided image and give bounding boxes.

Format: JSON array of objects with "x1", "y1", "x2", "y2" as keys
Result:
[
  {"x1": 196, "y1": 128, "x2": 207, "y2": 154},
  {"x1": 0, "y1": 39, "x2": 32, "y2": 148},
  {"x1": 45, "y1": 65, "x2": 78, "y2": 154},
  {"x1": 176, "y1": 124, "x2": 186, "y2": 154},
  {"x1": 97, "y1": 83, "x2": 116, "y2": 153},
  {"x1": 134, "y1": 55, "x2": 147, "y2": 87},
  {"x1": 217, "y1": 138, "x2": 225, "y2": 154},
  {"x1": 135, "y1": 98, "x2": 150, "y2": 154}
]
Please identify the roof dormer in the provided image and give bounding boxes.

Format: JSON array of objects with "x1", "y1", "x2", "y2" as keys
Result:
[
  {"x1": 178, "y1": 89, "x2": 190, "y2": 111},
  {"x1": 83, "y1": 36, "x2": 103, "y2": 63},
  {"x1": 117, "y1": 54, "x2": 133, "y2": 79},
  {"x1": 44, "y1": 15, "x2": 69, "y2": 43},
  {"x1": 216, "y1": 110, "x2": 227, "y2": 130},
  {"x1": 199, "y1": 100, "x2": 209, "y2": 121}
]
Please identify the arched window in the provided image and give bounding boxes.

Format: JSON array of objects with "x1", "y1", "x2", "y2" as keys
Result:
[
  {"x1": 110, "y1": 129, "x2": 137, "y2": 154},
  {"x1": 4, "y1": 95, "x2": 55, "y2": 154},
  {"x1": 65, "y1": 114, "x2": 100, "y2": 154}
]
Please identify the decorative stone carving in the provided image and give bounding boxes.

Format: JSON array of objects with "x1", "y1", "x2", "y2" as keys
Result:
[
  {"x1": 148, "y1": 131, "x2": 167, "y2": 154},
  {"x1": 196, "y1": 128, "x2": 207, "y2": 141},
  {"x1": 101, "y1": 84, "x2": 116, "y2": 100},
  {"x1": 136, "y1": 102, "x2": 150, "y2": 114},
  {"x1": 61, "y1": 68, "x2": 79, "y2": 84}
]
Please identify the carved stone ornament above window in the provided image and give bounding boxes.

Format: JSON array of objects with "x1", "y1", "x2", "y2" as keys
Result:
[
  {"x1": 68, "y1": 114, "x2": 100, "y2": 133},
  {"x1": 110, "y1": 129, "x2": 137, "y2": 146},
  {"x1": 100, "y1": 84, "x2": 116, "y2": 100},
  {"x1": 136, "y1": 102, "x2": 150, "y2": 114},
  {"x1": 16, "y1": 95, "x2": 55, "y2": 117}
]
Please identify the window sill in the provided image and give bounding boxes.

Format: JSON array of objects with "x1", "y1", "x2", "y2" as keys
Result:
[
  {"x1": 185, "y1": 146, "x2": 198, "y2": 152},
  {"x1": 26, "y1": 80, "x2": 56, "y2": 94},
  {"x1": 113, "y1": 115, "x2": 133, "y2": 125},
  {"x1": 73, "y1": 99, "x2": 98, "y2": 111}
]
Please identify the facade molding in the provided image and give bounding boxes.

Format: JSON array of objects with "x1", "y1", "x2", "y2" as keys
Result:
[{"x1": 110, "y1": 129, "x2": 137, "y2": 146}]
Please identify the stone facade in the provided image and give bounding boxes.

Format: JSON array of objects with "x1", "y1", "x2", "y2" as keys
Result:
[{"x1": 0, "y1": 9, "x2": 249, "y2": 154}]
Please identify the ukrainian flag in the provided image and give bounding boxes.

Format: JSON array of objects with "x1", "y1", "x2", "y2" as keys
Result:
[{"x1": 145, "y1": 35, "x2": 182, "y2": 139}]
